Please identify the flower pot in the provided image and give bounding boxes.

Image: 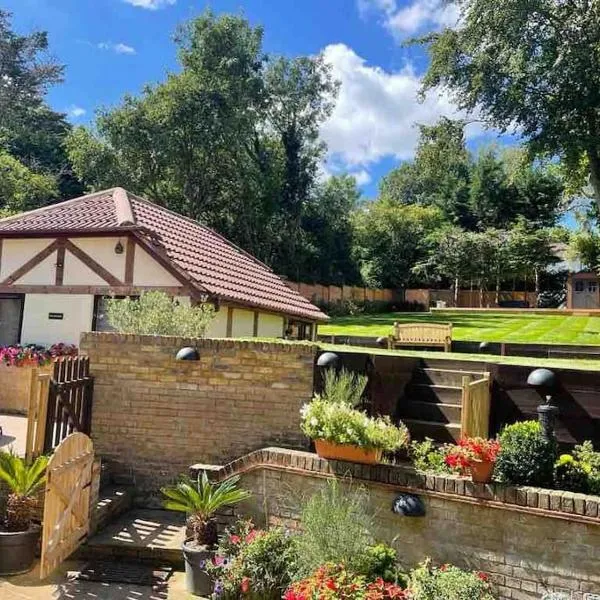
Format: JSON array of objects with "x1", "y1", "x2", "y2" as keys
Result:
[
  {"x1": 314, "y1": 440, "x2": 382, "y2": 465},
  {"x1": 182, "y1": 538, "x2": 213, "y2": 596},
  {"x1": 469, "y1": 460, "x2": 495, "y2": 483},
  {"x1": 0, "y1": 525, "x2": 40, "y2": 576}
]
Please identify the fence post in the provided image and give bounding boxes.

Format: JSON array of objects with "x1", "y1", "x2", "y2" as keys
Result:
[
  {"x1": 460, "y1": 375, "x2": 471, "y2": 438},
  {"x1": 34, "y1": 374, "x2": 51, "y2": 457},
  {"x1": 25, "y1": 368, "x2": 39, "y2": 463}
]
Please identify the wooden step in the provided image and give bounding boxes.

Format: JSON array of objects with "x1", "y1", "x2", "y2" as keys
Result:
[
  {"x1": 402, "y1": 418, "x2": 461, "y2": 443},
  {"x1": 79, "y1": 509, "x2": 185, "y2": 567},
  {"x1": 412, "y1": 368, "x2": 484, "y2": 386},
  {"x1": 398, "y1": 400, "x2": 462, "y2": 424},
  {"x1": 404, "y1": 383, "x2": 463, "y2": 404}
]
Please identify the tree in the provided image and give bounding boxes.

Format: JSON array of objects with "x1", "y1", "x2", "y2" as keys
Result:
[
  {"x1": 353, "y1": 202, "x2": 443, "y2": 289},
  {"x1": 419, "y1": 0, "x2": 600, "y2": 212}
]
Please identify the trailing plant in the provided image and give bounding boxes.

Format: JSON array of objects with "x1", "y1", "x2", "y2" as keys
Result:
[
  {"x1": 209, "y1": 521, "x2": 297, "y2": 599},
  {"x1": 494, "y1": 421, "x2": 557, "y2": 488},
  {"x1": 161, "y1": 472, "x2": 250, "y2": 547},
  {"x1": 0, "y1": 343, "x2": 78, "y2": 367},
  {"x1": 284, "y1": 564, "x2": 409, "y2": 600},
  {"x1": 320, "y1": 368, "x2": 367, "y2": 407},
  {"x1": 105, "y1": 291, "x2": 215, "y2": 337},
  {"x1": 0, "y1": 451, "x2": 49, "y2": 531},
  {"x1": 294, "y1": 478, "x2": 376, "y2": 577},
  {"x1": 444, "y1": 438, "x2": 501, "y2": 472},
  {"x1": 409, "y1": 560, "x2": 495, "y2": 600},
  {"x1": 410, "y1": 439, "x2": 457, "y2": 475},
  {"x1": 301, "y1": 399, "x2": 409, "y2": 451}
]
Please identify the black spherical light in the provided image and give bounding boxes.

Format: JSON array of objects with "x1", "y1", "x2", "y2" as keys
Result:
[
  {"x1": 176, "y1": 347, "x2": 200, "y2": 361},
  {"x1": 376, "y1": 337, "x2": 388, "y2": 348},
  {"x1": 479, "y1": 341, "x2": 490, "y2": 353},
  {"x1": 527, "y1": 368, "x2": 557, "y2": 391},
  {"x1": 316, "y1": 352, "x2": 340, "y2": 369}
]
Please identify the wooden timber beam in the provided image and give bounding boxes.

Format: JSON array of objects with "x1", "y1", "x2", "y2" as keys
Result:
[
  {"x1": 63, "y1": 239, "x2": 123, "y2": 286},
  {"x1": 0, "y1": 285, "x2": 190, "y2": 295},
  {"x1": 1, "y1": 240, "x2": 59, "y2": 285}
]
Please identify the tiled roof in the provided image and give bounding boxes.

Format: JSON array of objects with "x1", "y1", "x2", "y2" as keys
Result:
[{"x1": 0, "y1": 188, "x2": 327, "y2": 321}]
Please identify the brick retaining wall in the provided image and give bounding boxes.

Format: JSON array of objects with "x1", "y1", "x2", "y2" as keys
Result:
[
  {"x1": 191, "y1": 448, "x2": 600, "y2": 600},
  {"x1": 80, "y1": 333, "x2": 316, "y2": 502}
]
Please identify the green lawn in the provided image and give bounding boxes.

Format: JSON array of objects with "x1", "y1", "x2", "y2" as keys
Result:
[{"x1": 319, "y1": 311, "x2": 600, "y2": 346}]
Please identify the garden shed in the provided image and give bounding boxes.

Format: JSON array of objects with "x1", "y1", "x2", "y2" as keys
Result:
[{"x1": 0, "y1": 187, "x2": 326, "y2": 346}]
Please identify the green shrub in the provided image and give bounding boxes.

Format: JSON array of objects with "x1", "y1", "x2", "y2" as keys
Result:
[
  {"x1": 105, "y1": 290, "x2": 214, "y2": 337},
  {"x1": 574, "y1": 441, "x2": 600, "y2": 495},
  {"x1": 494, "y1": 421, "x2": 557, "y2": 487},
  {"x1": 294, "y1": 478, "x2": 375, "y2": 577},
  {"x1": 410, "y1": 560, "x2": 495, "y2": 600},
  {"x1": 410, "y1": 439, "x2": 458, "y2": 475},
  {"x1": 363, "y1": 543, "x2": 407, "y2": 585},
  {"x1": 554, "y1": 454, "x2": 589, "y2": 493},
  {"x1": 320, "y1": 368, "x2": 367, "y2": 407}
]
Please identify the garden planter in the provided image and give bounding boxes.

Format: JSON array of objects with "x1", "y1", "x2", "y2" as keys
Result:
[
  {"x1": 469, "y1": 461, "x2": 495, "y2": 483},
  {"x1": 182, "y1": 539, "x2": 213, "y2": 596},
  {"x1": 0, "y1": 525, "x2": 40, "y2": 576},
  {"x1": 314, "y1": 440, "x2": 382, "y2": 465}
]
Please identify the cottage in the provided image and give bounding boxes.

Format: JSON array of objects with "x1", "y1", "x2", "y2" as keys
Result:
[
  {"x1": 566, "y1": 271, "x2": 600, "y2": 309},
  {"x1": 0, "y1": 188, "x2": 327, "y2": 346}
]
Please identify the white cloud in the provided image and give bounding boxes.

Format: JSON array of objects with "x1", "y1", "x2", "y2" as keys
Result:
[
  {"x1": 352, "y1": 169, "x2": 373, "y2": 186},
  {"x1": 67, "y1": 105, "x2": 86, "y2": 118},
  {"x1": 123, "y1": 0, "x2": 176, "y2": 9},
  {"x1": 320, "y1": 43, "x2": 483, "y2": 167},
  {"x1": 357, "y1": 0, "x2": 459, "y2": 38},
  {"x1": 98, "y1": 42, "x2": 136, "y2": 55}
]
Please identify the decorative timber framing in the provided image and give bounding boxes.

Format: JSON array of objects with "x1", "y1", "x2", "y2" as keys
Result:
[
  {"x1": 55, "y1": 239, "x2": 66, "y2": 286},
  {"x1": 253, "y1": 311, "x2": 259, "y2": 337},
  {"x1": 124, "y1": 237, "x2": 135, "y2": 284},
  {"x1": 62, "y1": 239, "x2": 122, "y2": 286},
  {"x1": 1, "y1": 239, "x2": 60, "y2": 285},
  {"x1": 0, "y1": 285, "x2": 189, "y2": 295},
  {"x1": 226, "y1": 306, "x2": 234, "y2": 337}
]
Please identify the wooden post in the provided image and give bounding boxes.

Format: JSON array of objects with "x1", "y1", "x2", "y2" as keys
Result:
[
  {"x1": 25, "y1": 368, "x2": 39, "y2": 463},
  {"x1": 35, "y1": 374, "x2": 51, "y2": 457},
  {"x1": 460, "y1": 375, "x2": 471, "y2": 438}
]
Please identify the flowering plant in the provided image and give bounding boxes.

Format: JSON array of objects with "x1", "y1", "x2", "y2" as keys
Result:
[
  {"x1": 444, "y1": 438, "x2": 501, "y2": 471},
  {"x1": 284, "y1": 564, "x2": 409, "y2": 600},
  {"x1": 301, "y1": 399, "x2": 409, "y2": 451},
  {"x1": 208, "y1": 520, "x2": 297, "y2": 599},
  {"x1": 48, "y1": 343, "x2": 78, "y2": 359},
  {"x1": 0, "y1": 343, "x2": 78, "y2": 367}
]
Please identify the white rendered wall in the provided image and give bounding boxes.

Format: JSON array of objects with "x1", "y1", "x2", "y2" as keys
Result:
[
  {"x1": 21, "y1": 294, "x2": 94, "y2": 346},
  {"x1": 206, "y1": 306, "x2": 228, "y2": 337},
  {"x1": 231, "y1": 308, "x2": 255, "y2": 338},
  {"x1": 133, "y1": 245, "x2": 181, "y2": 286},
  {"x1": 257, "y1": 313, "x2": 284, "y2": 338},
  {"x1": 0, "y1": 239, "x2": 54, "y2": 280}
]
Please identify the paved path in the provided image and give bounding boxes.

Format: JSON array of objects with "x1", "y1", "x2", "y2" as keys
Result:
[
  {"x1": 0, "y1": 413, "x2": 28, "y2": 456},
  {"x1": 0, "y1": 561, "x2": 191, "y2": 599}
]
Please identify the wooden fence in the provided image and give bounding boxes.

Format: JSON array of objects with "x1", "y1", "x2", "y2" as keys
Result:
[
  {"x1": 461, "y1": 374, "x2": 492, "y2": 438},
  {"x1": 287, "y1": 282, "x2": 401, "y2": 305},
  {"x1": 406, "y1": 289, "x2": 538, "y2": 309},
  {"x1": 25, "y1": 357, "x2": 94, "y2": 460}
]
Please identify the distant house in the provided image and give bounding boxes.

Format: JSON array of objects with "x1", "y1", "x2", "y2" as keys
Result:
[
  {"x1": 566, "y1": 272, "x2": 600, "y2": 309},
  {"x1": 0, "y1": 188, "x2": 327, "y2": 346}
]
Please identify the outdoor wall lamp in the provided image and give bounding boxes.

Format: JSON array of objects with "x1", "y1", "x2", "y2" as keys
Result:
[
  {"x1": 527, "y1": 368, "x2": 558, "y2": 440},
  {"x1": 176, "y1": 346, "x2": 200, "y2": 361},
  {"x1": 114, "y1": 240, "x2": 124, "y2": 255},
  {"x1": 392, "y1": 493, "x2": 425, "y2": 517},
  {"x1": 376, "y1": 337, "x2": 388, "y2": 348},
  {"x1": 316, "y1": 351, "x2": 340, "y2": 369}
]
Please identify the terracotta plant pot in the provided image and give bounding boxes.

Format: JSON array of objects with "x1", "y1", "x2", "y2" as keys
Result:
[
  {"x1": 314, "y1": 440, "x2": 382, "y2": 465},
  {"x1": 469, "y1": 460, "x2": 495, "y2": 483}
]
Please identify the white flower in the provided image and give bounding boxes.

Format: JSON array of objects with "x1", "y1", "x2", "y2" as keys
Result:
[
  {"x1": 346, "y1": 428, "x2": 354, "y2": 436},
  {"x1": 310, "y1": 417, "x2": 319, "y2": 427},
  {"x1": 300, "y1": 404, "x2": 310, "y2": 418}
]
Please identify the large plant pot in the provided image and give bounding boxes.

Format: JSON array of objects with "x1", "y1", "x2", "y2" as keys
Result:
[
  {"x1": 0, "y1": 525, "x2": 40, "y2": 575},
  {"x1": 469, "y1": 461, "x2": 495, "y2": 484},
  {"x1": 314, "y1": 440, "x2": 382, "y2": 465},
  {"x1": 182, "y1": 538, "x2": 213, "y2": 596}
]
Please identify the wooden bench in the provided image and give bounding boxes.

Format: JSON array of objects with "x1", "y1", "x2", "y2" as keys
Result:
[{"x1": 387, "y1": 322, "x2": 452, "y2": 352}]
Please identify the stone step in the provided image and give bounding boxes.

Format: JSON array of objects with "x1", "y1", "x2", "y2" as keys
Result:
[
  {"x1": 79, "y1": 509, "x2": 186, "y2": 568},
  {"x1": 398, "y1": 400, "x2": 462, "y2": 424},
  {"x1": 402, "y1": 418, "x2": 462, "y2": 443},
  {"x1": 404, "y1": 383, "x2": 463, "y2": 404},
  {"x1": 91, "y1": 485, "x2": 135, "y2": 536},
  {"x1": 412, "y1": 367, "x2": 484, "y2": 386}
]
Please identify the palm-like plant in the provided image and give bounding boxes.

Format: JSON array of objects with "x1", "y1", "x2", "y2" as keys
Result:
[
  {"x1": 0, "y1": 451, "x2": 49, "y2": 532},
  {"x1": 161, "y1": 473, "x2": 250, "y2": 547}
]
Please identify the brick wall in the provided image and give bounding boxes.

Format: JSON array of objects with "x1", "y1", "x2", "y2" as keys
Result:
[
  {"x1": 80, "y1": 333, "x2": 316, "y2": 502},
  {"x1": 191, "y1": 448, "x2": 600, "y2": 600}
]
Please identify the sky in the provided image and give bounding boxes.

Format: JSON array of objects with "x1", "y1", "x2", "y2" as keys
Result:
[{"x1": 2, "y1": 0, "x2": 506, "y2": 198}]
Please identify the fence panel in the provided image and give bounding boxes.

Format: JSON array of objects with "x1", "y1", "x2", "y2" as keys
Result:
[{"x1": 461, "y1": 374, "x2": 491, "y2": 438}]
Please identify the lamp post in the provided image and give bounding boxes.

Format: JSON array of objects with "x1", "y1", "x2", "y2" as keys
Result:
[{"x1": 526, "y1": 368, "x2": 558, "y2": 440}]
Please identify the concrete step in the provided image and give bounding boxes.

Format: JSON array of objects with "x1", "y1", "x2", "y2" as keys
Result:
[
  {"x1": 91, "y1": 485, "x2": 134, "y2": 536},
  {"x1": 80, "y1": 509, "x2": 186, "y2": 568},
  {"x1": 412, "y1": 368, "x2": 484, "y2": 386},
  {"x1": 402, "y1": 418, "x2": 462, "y2": 443},
  {"x1": 405, "y1": 383, "x2": 463, "y2": 404},
  {"x1": 398, "y1": 400, "x2": 462, "y2": 424}
]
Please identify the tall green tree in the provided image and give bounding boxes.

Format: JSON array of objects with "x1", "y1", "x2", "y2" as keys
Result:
[{"x1": 419, "y1": 0, "x2": 600, "y2": 212}]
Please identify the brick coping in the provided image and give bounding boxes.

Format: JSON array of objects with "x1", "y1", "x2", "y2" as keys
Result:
[
  {"x1": 81, "y1": 332, "x2": 317, "y2": 355},
  {"x1": 190, "y1": 447, "x2": 600, "y2": 526}
]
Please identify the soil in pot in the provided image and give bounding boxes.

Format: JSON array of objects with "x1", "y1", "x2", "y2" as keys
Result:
[
  {"x1": 182, "y1": 538, "x2": 214, "y2": 596},
  {"x1": 470, "y1": 461, "x2": 495, "y2": 483},
  {"x1": 314, "y1": 440, "x2": 382, "y2": 465},
  {"x1": 0, "y1": 525, "x2": 40, "y2": 576}
]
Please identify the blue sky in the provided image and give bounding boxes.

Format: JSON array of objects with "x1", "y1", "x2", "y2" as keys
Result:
[{"x1": 3, "y1": 0, "x2": 506, "y2": 198}]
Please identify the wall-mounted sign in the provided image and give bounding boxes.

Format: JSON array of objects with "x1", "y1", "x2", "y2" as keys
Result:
[{"x1": 48, "y1": 313, "x2": 64, "y2": 320}]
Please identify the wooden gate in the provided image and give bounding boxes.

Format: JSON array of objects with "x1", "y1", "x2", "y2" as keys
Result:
[{"x1": 40, "y1": 433, "x2": 94, "y2": 579}]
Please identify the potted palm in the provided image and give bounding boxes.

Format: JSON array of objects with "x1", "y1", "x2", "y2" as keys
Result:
[
  {"x1": 302, "y1": 369, "x2": 409, "y2": 464},
  {"x1": 0, "y1": 451, "x2": 49, "y2": 575},
  {"x1": 161, "y1": 472, "x2": 250, "y2": 596}
]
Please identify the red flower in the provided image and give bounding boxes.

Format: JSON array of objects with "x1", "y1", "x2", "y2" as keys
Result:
[
  {"x1": 477, "y1": 571, "x2": 490, "y2": 582},
  {"x1": 241, "y1": 576, "x2": 250, "y2": 593},
  {"x1": 229, "y1": 534, "x2": 241, "y2": 544},
  {"x1": 325, "y1": 578, "x2": 337, "y2": 591}
]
